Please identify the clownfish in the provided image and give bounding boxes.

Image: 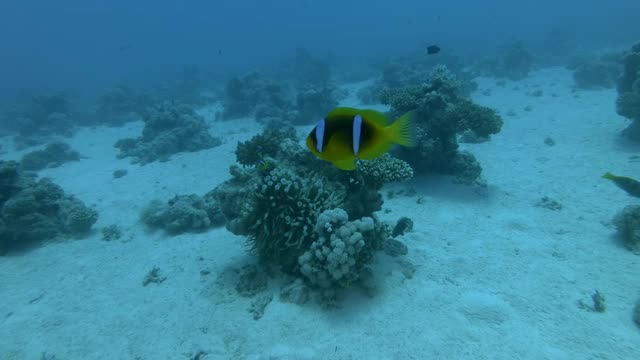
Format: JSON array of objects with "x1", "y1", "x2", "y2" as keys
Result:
[{"x1": 306, "y1": 107, "x2": 416, "y2": 170}]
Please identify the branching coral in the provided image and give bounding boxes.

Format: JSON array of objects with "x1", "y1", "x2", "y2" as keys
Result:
[
  {"x1": 114, "y1": 101, "x2": 221, "y2": 164},
  {"x1": 357, "y1": 154, "x2": 414, "y2": 189}
]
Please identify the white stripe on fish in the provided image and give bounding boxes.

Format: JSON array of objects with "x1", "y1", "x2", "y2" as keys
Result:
[
  {"x1": 352, "y1": 114, "x2": 362, "y2": 155},
  {"x1": 315, "y1": 118, "x2": 325, "y2": 153}
]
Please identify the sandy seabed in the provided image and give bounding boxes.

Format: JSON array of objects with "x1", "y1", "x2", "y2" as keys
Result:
[{"x1": 1, "y1": 67, "x2": 639, "y2": 360}]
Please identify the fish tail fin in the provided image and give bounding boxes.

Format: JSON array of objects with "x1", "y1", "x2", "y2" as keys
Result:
[
  {"x1": 389, "y1": 111, "x2": 417, "y2": 147},
  {"x1": 602, "y1": 172, "x2": 616, "y2": 180}
]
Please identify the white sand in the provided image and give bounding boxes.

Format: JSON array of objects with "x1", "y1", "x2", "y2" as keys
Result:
[{"x1": 1, "y1": 67, "x2": 639, "y2": 360}]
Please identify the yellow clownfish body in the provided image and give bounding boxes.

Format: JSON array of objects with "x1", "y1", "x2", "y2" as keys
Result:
[{"x1": 306, "y1": 107, "x2": 416, "y2": 170}]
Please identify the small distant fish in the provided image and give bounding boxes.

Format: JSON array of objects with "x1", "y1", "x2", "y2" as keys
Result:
[
  {"x1": 602, "y1": 172, "x2": 640, "y2": 197},
  {"x1": 218, "y1": 49, "x2": 222, "y2": 55},
  {"x1": 306, "y1": 107, "x2": 416, "y2": 171},
  {"x1": 426, "y1": 45, "x2": 440, "y2": 55}
]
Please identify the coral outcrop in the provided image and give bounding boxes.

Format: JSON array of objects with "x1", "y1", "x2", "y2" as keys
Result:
[
  {"x1": 382, "y1": 65, "x2": 503, "y2": 184},
  {"x1": 616, "y1": 43, "x2": 640, "y2": 141},
  {"x1": 235, "y1": 128, "x2": 297, "y2": 167},
  {"x1": 501, "y1": 41, "x2": 534, "y2": 80},
  {"x1": 571, "y1": 53, "x2": 622, "y2": 89},
  {"x1": 16, "y1": 93, "x2": 74, "y2": 137},
  {"x1": 140, "y1": 194, "x2": 224, "y2": 235},
  {"x1": 473, "y1": 41, "x2": 534, "y2": 80},
  {"x1": 293, "y1": 85, "x2": 340, "y2": 125},
  {"x1": 358, "y1": 57, "x2": 477, "y2": 104},
  {"x1": 298, "y1": 208, "x2": 386, "y2": 288},
  {"x1": 219, "y1": 69, "x2": 342, "y2": 125},
  {"x1": 114, "y1": 101, "x2": 221, "y2": 164},
  {"x1": 612, "y1": 205, "x2": 640, "y2": 254},
  {"x1": 219, "y1": 73, "x2": 294, "y2": 121},
  {"x1": 21, "y1": 142, "x2": 80, "y2": 171},
  {"x1": 94, "y1": 85, "x2": 154, "y2": 125},
  {"x1": 209, "y1": 128, "x2": 412, "y2": 294},
  {"x1": 0, "y1": 161, "x2": 97, "y2": 254}
]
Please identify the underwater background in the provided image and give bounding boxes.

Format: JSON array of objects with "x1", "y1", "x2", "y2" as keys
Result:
[{"x1": 1, "y1": 0, "x2": 640, "y2": 359}]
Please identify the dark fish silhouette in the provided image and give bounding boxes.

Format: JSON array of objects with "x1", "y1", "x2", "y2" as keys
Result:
[
  {"x1": 426, "y1": 45, "x2": 440, "y2": 55},
  {"x1": 603, "y1": 172, "x2": 640, "y2": 197}
]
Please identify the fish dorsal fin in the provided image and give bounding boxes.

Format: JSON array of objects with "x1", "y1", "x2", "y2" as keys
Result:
[
  {"x1": 359, "y1": 109, "x2": 389, "y2": 127},
  {"x1": 327, "y1": 107, "x2": 359, "y2": 120},
  {"x1": 327, "y1": 107, "x2": 388, "y2": 127}
]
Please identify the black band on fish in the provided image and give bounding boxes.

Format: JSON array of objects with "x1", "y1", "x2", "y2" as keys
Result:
[
  {"x1": 352, "y1": 114, "x2": 362, "y2": 155},
  {"x1": 315, "y1": 118, "x2": 325, "y2": 153}
]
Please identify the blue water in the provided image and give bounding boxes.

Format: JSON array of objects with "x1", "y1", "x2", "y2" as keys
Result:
[
  {"x1": 1, "y1": 1, "x2": 639, "y2": 359},
  {"x1": 1, "y1": 0, "x2": 638, "y2": 96}
]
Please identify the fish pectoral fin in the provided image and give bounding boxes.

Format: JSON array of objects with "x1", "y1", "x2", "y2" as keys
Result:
[
  {"x1": 358, "y1": 141, "x2": 393, "y2": 160},
  {"x1": 332, "y1": 158, "x2": 357, "y2": 171}
]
